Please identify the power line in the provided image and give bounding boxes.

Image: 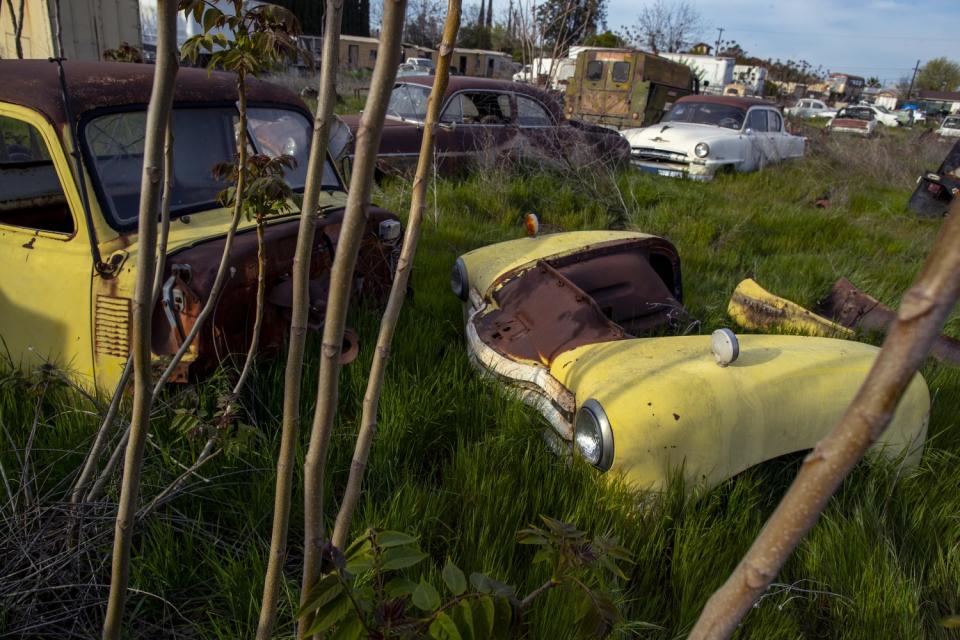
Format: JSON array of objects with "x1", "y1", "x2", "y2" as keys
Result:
[{"x1": 720, "y1": 28, "x2": 956, "y2": 41}]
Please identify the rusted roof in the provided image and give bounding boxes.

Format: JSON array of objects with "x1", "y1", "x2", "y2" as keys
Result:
[
  {"x1": 675, "y1": 94, "x2": 772, "y2": 109},
  {"x1": 398, "y1": 75, "x2": 564, "y2": 119},
  {"x1": 916, "y1": 89, "x2": 960, "y2": 102},
  {"x1": 0, "y1": 60, "x2": 307, "y2": 126}
]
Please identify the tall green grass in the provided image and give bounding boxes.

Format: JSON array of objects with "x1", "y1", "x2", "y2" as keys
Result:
[{"x1": 1, "y1": 129, "x2": 958, "y2": 638}]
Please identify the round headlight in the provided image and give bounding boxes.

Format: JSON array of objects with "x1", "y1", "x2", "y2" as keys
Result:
[
  {"x1": 573, "y1": 399, "x2": 614, "y2": 471},
  {"x1": 694, "y1": 142, "x2": 710, "y2": 158},
  {"x1": 450, "y1": 257, "x2": 469, "y2": 301}
]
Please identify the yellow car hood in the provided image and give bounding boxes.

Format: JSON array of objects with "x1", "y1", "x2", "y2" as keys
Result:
[{"x1": 550, "y1": 334, "x2": 929, "y2": 490}]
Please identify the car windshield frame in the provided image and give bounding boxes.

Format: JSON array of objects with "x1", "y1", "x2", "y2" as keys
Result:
[
  {"x1": 943, "y1": 117, "x2": 960, "y2": 129},
  {"x1": 79, "y1": 101, "x2": 341, "y2": 232},
  {"x1": 660, "y1": 100, "x2": 747, "y2": 130},
  {"x1": 836, "y1": 107, "x2": 874, "y2": 121}
]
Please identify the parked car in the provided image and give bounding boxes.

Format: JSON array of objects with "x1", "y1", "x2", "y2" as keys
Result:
[
  {"x1": 342, "y1": 76, "x2": 630, "y2": 177},
  {"x1": 512, "y1": 64, "x2": 533, "y2": 83},
  {"x1": 858, "y1": 103, "x2": 900, "y2": 127},
  {"x1": 621, "y1": 95, "x2": 805, "y2": 180},
  {"x1": 405, "y1": 57, "x2": 435, "y2": 72},
  {"x1": 0, "y1": 60, "x2": 402, "y2": 390},
  {"x1": 908, "y1": 139, "x2": 960, "y2": 218},
  {"x1": 827, "y1": 106, "x2": 877, "y2": 136},
  {"x1": 784, "y1": 98, "x2": 836, "y2": 119},
  {"x1": 451, "y1": 230, "x2": 929, "y2": 490},
  {"x1": 937, "y1": 115, "x2": 960, "y2": 138}
]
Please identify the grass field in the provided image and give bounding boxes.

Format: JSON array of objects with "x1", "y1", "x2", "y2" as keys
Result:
[{"x1": 2, "y1": 125, "x2": 959, "y2": 639}]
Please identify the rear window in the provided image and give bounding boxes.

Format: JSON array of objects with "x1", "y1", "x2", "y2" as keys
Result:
[
  {"x1": 611, "y1": 61, "x2": 630, "y2": 83},
  {"x1": 586, "y1": 60, "x2": 603, "y2": 81}
]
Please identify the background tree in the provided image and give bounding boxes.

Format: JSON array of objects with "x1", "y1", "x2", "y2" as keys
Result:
[
  {"x1": 536, "y1": 0, "x2": 604, "y2": 49},
  {"x1": 917, "y1": 57, "x2": 960, "y2": 92},
  {"x1": 619, "y1": 0, "x2": 702, "y2": 54},
  {"x1": 404, "y1": 0, "x2": 445, "y2": 47},
  {"x1": 272, "y1": 0, "x2": 368, "y2": 35},
  {"x1": 583, "y1": 29, "x2": 623, "y2": 48},
  {"x1": 4, "y1": 0, "x2": 25, "y2": 58},
  {"x1": 866, "y1": 76, "x2": 882, "y2": 88}
]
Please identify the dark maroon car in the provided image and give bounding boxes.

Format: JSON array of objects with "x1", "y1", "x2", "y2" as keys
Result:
[{"x1": 341, "y1": 76, "x2": 630, "y2": 176}]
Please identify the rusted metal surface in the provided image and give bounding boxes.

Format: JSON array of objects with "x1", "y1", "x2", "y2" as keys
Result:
[
  {"x1": 908, "y1": 139, "x2": 960, "y2": 218},
  {"x1": 0, "y1": 60, "x2": 307, "y2": 128},
  {"x1": 476, "y1": 238, "x2": 684, "y2": 364},
  {"x1": 150, "y1": 207, "x2": 399, "y2": 379},
  {"x1": 818, "y1": 277, "x2": 960, "y2": 366}
]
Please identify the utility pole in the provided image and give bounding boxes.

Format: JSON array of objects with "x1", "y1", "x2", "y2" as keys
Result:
[
  {"x1": 714, "y1": 27, "x2": 724, "y2": 56},
  {"x1": 906, "y1": 59, "x2": 920, "y2": 100}
]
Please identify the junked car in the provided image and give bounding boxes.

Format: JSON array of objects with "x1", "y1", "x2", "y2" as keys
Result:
[
  {"x1": 858, "y1": 103, "x2": 900, "y2": 127},
  {"x1": 0, "y1": 60, "x2": 402, "y2": 390},
  {"x1": 341, "y1": 76, "x2": 630, "y2": 177},
  {"x1": 784, "y1": 98, "x2": 836, "y2": 119},
  {"x1": 937, "y1": 115, "x2": 960, "y2": 138},
  {"x1": 622, "y1": 95, "x2": 805, "y2": 180},
  {"x1": 908, "y1": 139, "x2": 960, "y2": 218},
  {"x1": 826, "y1": 106, "x2": 877, "y2": 136},
  {"x1": 451, "y1": 230, "x2": 929, "y2": 490}
]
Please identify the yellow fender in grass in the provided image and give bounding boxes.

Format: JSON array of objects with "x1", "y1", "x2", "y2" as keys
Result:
[
  {"x1": 727, "y1": 278, "x2": 852, "y2": 337},
  {"x1": 550, "y1": 335, "x2": 929, "y2": 491}
]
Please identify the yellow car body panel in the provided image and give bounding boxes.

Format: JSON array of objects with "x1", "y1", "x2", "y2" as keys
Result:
[
  {"x1": 550, "y1": 335, "x2": 929, "y2": 490},
  {"x1": 727, "y1": 278, "x2": 853, "y2": 337},
  {"x1": 459, "y1": 230, "x2": 657, "y2": 298}
]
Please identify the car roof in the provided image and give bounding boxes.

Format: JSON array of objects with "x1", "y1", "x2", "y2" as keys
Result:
[
  {"x1": 0, "y1": 59, "x2": 307, "y2": 126},
  {"x1": 676, "y1": 94, "x2": 772, "y2": 109},
  {"x1": 397, "y1": 75, "x2": 564, "y2": 119}
]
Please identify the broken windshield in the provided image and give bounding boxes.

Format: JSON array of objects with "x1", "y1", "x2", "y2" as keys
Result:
[
  {"x1": 82, "y1": 106, "x2": 341, "y2": 231},
  {"x1": 387, "y1": 83, "x2": 431, "y2": 121},
  {"x1": 661, "y1": 101, "x2": 746, "y2": 130}
]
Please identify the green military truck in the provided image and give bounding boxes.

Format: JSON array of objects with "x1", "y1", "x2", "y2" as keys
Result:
[{"x1": 565, "y1": 49, "x2": 697, "y2": 129}]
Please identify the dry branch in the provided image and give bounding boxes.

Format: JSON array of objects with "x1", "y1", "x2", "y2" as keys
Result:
[
  {"x1": 330, "y1": 0, "x2": 462, "y2": 551},
  {"x1": 688, "y1": 198, "x2": 960, "y2": 640},
  {"x1": 101, "y1": 2, "x2": 178, "y2": 637},
  {"x1": 299, "y1": 0, "x2": 408, "y2": 635}
]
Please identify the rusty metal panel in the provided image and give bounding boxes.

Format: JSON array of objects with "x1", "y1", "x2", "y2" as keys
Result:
[{"x1": 94, "y1": 294, "x2": 130, "y2": 358}]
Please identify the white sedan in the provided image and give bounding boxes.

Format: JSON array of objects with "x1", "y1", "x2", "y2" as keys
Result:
[
  {"x1": 785, "y1": 98, "x2": 836, "y2": 119},
  {"x1": 937, "y1": 115, "x2": 960, "y2": 138},
  {"x1": 622, "y1": 96, "x2": 806, "y2": 180},
  {"x1": 858, "y1": 103, "x2": 900, "y2": 127}
]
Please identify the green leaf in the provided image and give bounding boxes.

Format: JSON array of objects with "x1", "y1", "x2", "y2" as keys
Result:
[
  {"x1": 428, "y1": 612, "x2": 462, "y2": 640},
  {"x1": 304, "y1": 590, "x2": 353, "y2": 636},
  {"x1": 469, "y1": 573, "x2": 515, "y2": 598},
  {"x1": 376, "y1": 530, "x2": 418, "y2": 548},
  {"x1": 470, "y1": 595, "x2": 495, "y2": 639},
  {"x1": 296, "y1": 574, "x2": 341, "y2": 617},
  {"x1": 411, "y1": 579, "x2": 441, "y2": 612},
  {"x1": 442, "y1": 558, "x2": 467, "y2": 596},
  {"x1": 201, "y1": 7, "x2": 222, "y2": 34},
  {"x1": 491, "y1": 596, "x2": 513, "y2": 637},
  {"x1": 385, "y1": 576, "x2": 418, "y2": 598},
  {"x1": 329, "y1": 612, "x2": 365, "y2": 640},
  {"x1": 344, "y1": 532, "x2": 372, "y2": 559},
  {"x1": 451, "y1": 600, "x2": 475, "y2": 640},
  {"x1": 381, "y1": 546, "x2": 428, "y2": 571},
  {"x1": 345, "y1": 555, "x2": 373, "y2": 573}
]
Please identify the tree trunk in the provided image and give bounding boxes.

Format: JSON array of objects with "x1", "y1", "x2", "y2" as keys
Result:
[
  {"x1": 688, "y1": 198, "x2": 960, "y2": 640},
  {"x1": 51, "y1": 0, "x2": 63, "y2": 57},
  {"x1": 100, "y1": 2, "x2": 178, "y2": 638},
  {"x1": 299, "y1": 0, "x2": 407, "y2": 635},
  {"x1": 331, "y1": 0, "x2": 461, "y2": 551},
  {"x1": 256, "y1": 0, "x2": 346, "y2": 637}
]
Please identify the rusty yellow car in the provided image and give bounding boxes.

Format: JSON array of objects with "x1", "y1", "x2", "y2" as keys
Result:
[
  {"x1": 0, "y1": 60, "x2": 401, "y2": 390},
  {"x1": 451, "y1": 230, "x2": 930, "y2": 491}
]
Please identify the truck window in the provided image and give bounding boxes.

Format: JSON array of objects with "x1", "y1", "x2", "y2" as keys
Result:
[
  {"x1": 0, "y1": 115, "x2": 74, "y2": 234},
  {"x1": 516, "y1": 95, "x2": 553, "y2": 126},
  {"x1": 611, "y1": 61, "x2": 630, "y2": 84},
  {"x1": 586, "y1": 60, "x2": 603, "y2": 81},
  {"x1": 766, "y1": 110, "x2": 783, "y2": 132}
]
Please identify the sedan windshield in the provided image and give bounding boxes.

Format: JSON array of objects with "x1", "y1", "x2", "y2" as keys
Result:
[
  {"x1": 82, "y1": 106, "x2": 340, "y2": 230},
  {"x1": 661, "y1": 101, "x2": 746, "y2": 129},
  {"x1": 943, "y1": 117, "x2": 960, "y2": 129},
  {"x1": 836, "y1": 107, "x2": 874, "y2": 121},
  {"x1": 387, "y1": 83, "x2": 431, "y2": 121}
]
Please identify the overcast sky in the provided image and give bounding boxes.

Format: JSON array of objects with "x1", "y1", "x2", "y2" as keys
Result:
[{"x1": 604, "y1": 0, "x2": 959, "y2": 84}]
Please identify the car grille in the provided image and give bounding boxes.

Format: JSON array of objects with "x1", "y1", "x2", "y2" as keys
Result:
[{"x1": 631, "y1": 147, "x2": 689, "y2": 164}]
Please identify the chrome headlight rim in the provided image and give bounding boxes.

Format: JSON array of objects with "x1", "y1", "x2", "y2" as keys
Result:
[
  {"x1": 574, "y1": 398, "x2": 614, "y2": 472},
  {"x1": 450, "y1": 257, "x2": 469, "y2": 301},
  {"x1": 694, "y1": 142, "x2": 710, "y2": 158}
]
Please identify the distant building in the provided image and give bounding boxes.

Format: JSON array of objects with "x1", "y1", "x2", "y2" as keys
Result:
[
  {"x1": 826, "y1": 73, "x2": 865, "y2": 102},
  {"x1": 688, "y1": 42, "x2": 713, "y2": 55},
  {"x1": 451, "y1": 48, "x2": 516, "y2": 79},
  {"x1": 915, "y1": 90, "x2": 960, "y2": 115},
  {"x1": 1, "y1": 0, "x2": 141, "y2": 60},
  {"x1": 659, "y1": 52, "x2": 734, "y2": 93},
  {"x1": 732, "y1": 64, "x2": 767, "y2": 96}
]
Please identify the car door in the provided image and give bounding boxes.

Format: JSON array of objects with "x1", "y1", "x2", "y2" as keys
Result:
[
  {"x1": 742, "y1": 108, "x2": 770, "y2": 170},
  {"x1": 0, "y1": 105, "x2": 96, "y2": 383},
  {"x1": 764, "y1": 109, "x2": 798, "y2": 162},
  {"x1": 514, "y1": 93, "x2": 561, "y2": 160},
  {"x1": 455, "y1": 90, "x2": 516, "y2": 162}
]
